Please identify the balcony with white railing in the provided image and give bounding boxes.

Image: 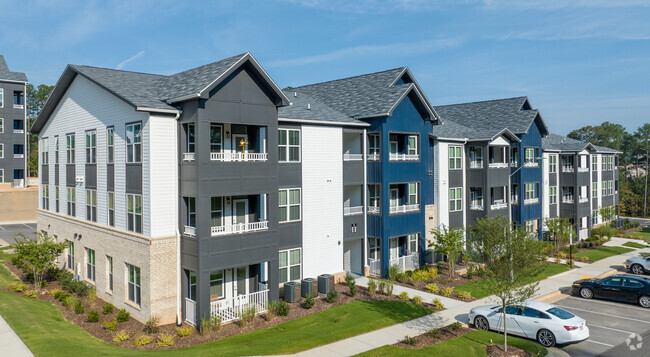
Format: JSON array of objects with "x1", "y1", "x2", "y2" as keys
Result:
[
  {"x1": 368, "y1": 206, "x2": 380, "y2": 215},
  {"x1": 562, "y1": 166, "x2": 574, "y2": 173},
  {"x1": 13, "y1": 129, "x2": 24, "y2": 134},
  {"x1": 343, "y1": 153, "x2": 363, "y2": 161},
  {"x1": 183, "y1": 152, "x2": 195, "y2": 162},
  {"x1": 469, "y1": 161, "x2": 483, "y2": 169},
  {"x1": 369, "y1": 259, "x2": 381, "y2": 277},
  {"x1": 390, "y1": 204, "x2": 420, "y2": 214},
  {"x1": 489, "y1": 162, "x2": 509, "y2": 169},
  {"x1": 210, "y1": 152, "x2": 268, "y2": 162},
  {"x1": 577, "y1": 167, "x2": 589, "y2": 173},
  {"x1": 184, "y1": 225, "x2": 196, "y2": 237},
  {"x1": 367, "y1": 153, "x2": 380, "y2": 161},
  {"x1": 524, "y1": 197, "x2": 539, "y2": 205},
  {"x1": 470, "y1": 203, "x2": 484, "y2": 211},
  {"x1": 524, "y1": 161, "x2": 539, "y2": 168},
  {"x1": 211, "y1": 289, "x2": 269, "y2": 324},
  {"x1": 579, "y1": 197, "x2": 589, "y2": 203},
  {"x1": 344, "y1": 206, "x2": 363, "y2": 216},
  {"x1": 562, "y1": 196, "x2": 574, "y2": 204},
  {"x1": 389, "y1": 153, "x2": 419, "y2": 161},
  {"x1": 211, "y1": 221, "x2": 268, "y2": 236},
  {"x1": 490, "y1": 200, "x2": 508, "y2": 210}
]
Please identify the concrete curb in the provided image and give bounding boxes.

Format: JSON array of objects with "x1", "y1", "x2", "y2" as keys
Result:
[{"x1": 534, "y1": 287, "x2": 571, "y2": 302}]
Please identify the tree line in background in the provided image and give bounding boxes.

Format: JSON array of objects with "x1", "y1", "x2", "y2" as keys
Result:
[
  {"x1": 568, "y1": 121, "x2": 650, "y2": 218},
  {"x1": 26, "y1": 83, "x2": 55, "y2": 177}
]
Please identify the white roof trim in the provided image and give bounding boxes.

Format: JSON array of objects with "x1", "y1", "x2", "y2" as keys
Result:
[
  {"x1": 278, "y1": 117, "x2": 370, "y2": 127},
  {"x1": 136, "y1": 107, "x2": 180, "y2": 115}
]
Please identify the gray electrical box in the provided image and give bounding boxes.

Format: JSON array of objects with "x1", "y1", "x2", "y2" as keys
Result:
[
  {"x1": 284, "y1": 282, "x2": 301, "y2": 303},
  {"x1": 301, "y1": 278, "x2": 318, "y2": 298},
  {"x1": 318, "y1": 274, "x2": 335, "y2": 294}
]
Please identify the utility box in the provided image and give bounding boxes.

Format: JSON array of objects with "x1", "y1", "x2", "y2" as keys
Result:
[
  {"x1": 284, "y1": 282, "x2": 301, "y2": 303},
  {"x1": 318, "y1": 274, "x2": 335, "y2": 294},
  {"x1": 301, "y1": 278, "x2": 318, "y2": 298}
]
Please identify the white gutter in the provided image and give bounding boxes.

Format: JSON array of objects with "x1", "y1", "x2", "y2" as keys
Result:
[
  {"x1": 362, "y1": 128, "x2": 368, "y2": 274},
  {"x1": 171, "y1": 110, "x2": 182, "y2": 326},
  {"x1": 278, "y1": 117, "x2": 370, "y2": 127},
  {"x1": 136, "y1": 107, "x2": 181, "y2": 115}
]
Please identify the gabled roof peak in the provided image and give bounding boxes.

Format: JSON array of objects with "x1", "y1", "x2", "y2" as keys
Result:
[{"x1": 0, "y1": 54, "x2": 28, "y2": 83}]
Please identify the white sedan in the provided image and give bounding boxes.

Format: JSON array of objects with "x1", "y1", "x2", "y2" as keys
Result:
[
  {"x1": 625, "y1": 255, "x2": 650, "y2": 275},
  {"x1": 468, "y1": 300, "x2": 589, "y2": 347}
]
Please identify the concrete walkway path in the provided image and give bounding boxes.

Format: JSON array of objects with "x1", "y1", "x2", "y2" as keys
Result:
[{"x1": 0, "y1": 314, "x2": 33, "y2": 357}]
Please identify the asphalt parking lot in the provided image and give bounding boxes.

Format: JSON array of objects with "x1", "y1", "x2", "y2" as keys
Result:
[
  {"x1": 547, "y1": 294, "x2": 650, "y2": 357},
  {"x1": 0, "y1": 223, "x2": 37, "y2": 246}
]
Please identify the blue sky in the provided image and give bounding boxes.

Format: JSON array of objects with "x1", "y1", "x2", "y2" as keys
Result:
[{"x1": 1, "y1": 0, "x2": 649, "y2": 134}]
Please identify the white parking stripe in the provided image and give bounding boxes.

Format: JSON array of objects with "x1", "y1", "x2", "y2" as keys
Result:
[
  {"x1": 588, "y1": 324, "x2": 634, "y2": 335},
  {"x1": 554, "y1": 305, "x2": 650, "y2": 324},
  {"x1": 566, "y1": 296, "x2": 650, "y2": 312},
  {"x1": 0, "y1": 226, "x2": 5, "y2": 230},
  {"x1": 23, "y1": 224, "x2": 34, "y2": 229},
  {"x1": 585, "y1": 340, "x2": 614, "y2": 347}
]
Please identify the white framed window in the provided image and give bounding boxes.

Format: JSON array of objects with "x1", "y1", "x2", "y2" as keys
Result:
[
  {"x1": 66, "y1": 134, "x2": 75, "y2": 164},
  {"x1": 210, "y1": 124, "x2": 222, "y2": 153},
  {"x1": 210, "y1": 270, "x2": 224, "y2": 300},
  {"x1": 85, "y1": 130, "x2": 96, "y2": 164},
  {"x1": 86, "y1": 248, "x2": 95, "y2": 282},
  {"x1": 602, "y1": 157, "x2": 607, "y2": 170},
  {"x1": 107, "y1": 256, "x2": 113, "y2": 292},
  {"x1": 279, "y1": 188, "x2": 301, "y2": 222},
  {"x1": 0, "y1": 89, "x2": 3, "y2": 107},
  {"x1": 449, "y1": 145, "x2": 462, "y2": 170},
  {"x1": 186, "y1": 123, "x2": 195, "y2": 153},
  {"x1": 210, "y1": 197, "x2": 223, "y2": 227},
  {"x1": 591, "y1": 210, "x2": 598, "y2": 226},
  {"x1": 368, "y1": 133, "x2": 380, "y2": 159},
  {"x1": 368, "y1": 184, "x2": 380, "y2": 212},
  {"x1": 408, "y1": 233, "x2": 420, "y2": 254},
  {"x1": 0, "y1": 169, "x2": 3, "y2": 183},
  {"x1": 106, "y1": 127, "x2": 114, "y2": 164},
  {"x1": 66, "y1": 240, "x2": 74, "y2": 269},
  {"x1": 549, "y1": 186, "x2": 557, "y2": 205},
  {"x1": 549, "y1": 155, "x2": 557, "y2": 173},
  {"x1": 186, "y1": 197, "x2": 196, "y2": 227},
  {"x1": 592, "y1": 156, "x2": 597, "y2": 171},
  {"x1": 0, "y1": 118, "x2": 3, "y2": 132},
  {"x1": 407, "y1": 135, "x2": 418, "y2": 156},
  {"x1": 408, "y1": 182, "x2": 419, "y2": 204},
  {"x1": 525, "y1": 148, "x2": 536, "y2": 164},
  {"x1": 449, "y1": 187, "x2": 462, "y2": 212},
  {"x1": 54, "y1": 136, "x2": 59, "y2": 164},
  {"x1": 86, "y1": 189, "x2": 97, "y2": 222},
  {"x1": 469, "y1": 147, "x2": 483, "y2": 168},
  {"x1": 592, "y1": 182, "x2": 598, "y2": 198},
  {"x1": 368, "y1": 237, "x2": 381, "y2": 260},
  {"x1": 0, "y1": 143, "x2": 3, "y2": 159},
  {"x1": 67, "y1": 187, "x2": 76, "y2": 216},
  {"x1": 126, "y1": 122, "x2": 142, "y2": 163},
  {"x1": 126, "y1": 263, "x2": 141, "y2": 305},
  {"x1": 41, "y1": 138, "x2": 49, "y2": 164},
  {"x1": 107, "y1": 192, "x2": 115, "y2": 226},
  {"x1": 42, "y1": 185, "x2": 49, "y2": 210},
  {"x1": 279, "y1": 248, "x2": 301, "y2": 284},
  {"x1": 55, "y1": 186, "x2": 59, "y2": 212},
  {"x1": 525, "y1": 219, "x2": 538, "y2": 234},
  {"x1": 279, "y1": 128, "x2": 300, "y2": 162},
  {"x1": 127, "y1": 194, "x2": 143, "y2": 234},
  {"x1": 608, "y1": 157, "x2": 614, "y2": 170},
  {"x1": 608, "y1": 181, "x2": 614, "y2": 195},
  {"x1": 525, "y1": 183, "x2": 537, "y2": 199}
]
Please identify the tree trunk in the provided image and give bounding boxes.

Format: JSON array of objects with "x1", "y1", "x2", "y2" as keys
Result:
[
  {"x1": 644, "y1": 140, "x2": 648, "y2": 218},
  {"x1": 503, "y1": 305, "x2": 508, "y2": 352}
]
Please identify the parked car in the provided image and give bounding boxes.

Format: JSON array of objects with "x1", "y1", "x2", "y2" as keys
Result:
[
  {"x1": 625, "y1": 255, "x2": 650, "y2": 275},
  {"x1": 572, "y1": 274, "x2": 650, "y2": 308},
  {"x1": 468, "y1": 300, "x2": 589, "y2": 347}
]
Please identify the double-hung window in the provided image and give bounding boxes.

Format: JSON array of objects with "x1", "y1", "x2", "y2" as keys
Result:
[
  {"x1": 86, "y1": 248, "x2": 95, "y2": 282},
  {"x1": 592, "y1": 182, "x2": 598, "y2": 198},
  {"x1": 408, "y1": 183, "x2": 418, "y2": 205},
  {"x1": 55, "y1": 186, "x2": 59, "y2": 212},
  {"x1": 591, "y1": 156, "x2": 597, "y2": 171},
  {"x1": 525, "y1": 183, "x2": 538, "y2": 203},
  {"x1": 279, "y1": 248, "x2": 301, "y2": 284},
  {"x1": 107, "y1": 256, "x2": 113, "y2": 292},
  {"x1": 210, "y1": 270, "x2": 224, "y2": 300},
  {"x1": 54, "y1": 136, "x2": 59, "y2": 164},
  {"x1": 126, "y1": 122, "x2": 142, "y2": 163},
  {"x1": 106, "y1": 127, "x2": 114, "y2": 163},
  {"x1": 368, "y1": 238, "x2": 381, "y2": 260},
  {"x1": 408, "y1": 233, "x2": 419, "y2": 254},
  {"x1": 602, "y1": 157, "x2": 607, "y2": 170},
  {"x1": 186, "y1": 124, "x2": 195, "y2": 153},
  {"x1": 127, "y1": 263, "x2": 141, "y2": 305},
  {"x1": 549, "y1": 155, "x2": 557, "y2": 173},
  {"x1": 85, "y1": 130, "x2": 96, "y2": 163},
  {"x1": 107, "y1": 192, "x2": 115, "y2": 226},
  {"x1": 525, "y1": 148, "x2": 536, "y2": 165},
  {"x1": 0, "y1": 118, "x2": 3, "y2": 133},
  {"x1": 67, "y1": 187, "x2": 76, "y2": 216},
  {"x1": 42, "y1": 185, "x2": 49, "y2": 210},
  {"x1": 279, "y1": 188, "x2": 301, "y2": 222},
  {"x1": 41, "y1": 138, "x2": 49, "y2": 164},
  {"x1": 0, "y1": 144, "x2": 3, "y2": 159},
  {"x1": 549, "y1": 186, "x2": 557, "y2": 205},
  {"x1": 0, "y1": 169, "x2": 3, "y2": 183},
  {"x1": 368, "y1": 184, "x2": 380, "y2": 212},
  {"x1": 211, "y1": 197, "x2": 223, "y2": 227},
  {"x1": 127, "y1": 194, "x2": 143, "y2": 233},
  {"x1": 525, "y1": 220, "x2": 538, "y2": 234},
  {"x1": 449, "y1": 146, "x2": 462, "y2": 170},
  {"x1": 186, "y1": 197, "x2": 196, "y2": 227},
  {"x1": 368, "y1": 133, "x2": 380, "y2": 160},
  {"x1": 279, "y1": 129, "x2": 300, "y2": 162},
  {"x1": 66, "y1": 240, "x2": 74, "y2": 269},
  {"x1": 407, "y1": 135, "x2": 418, "y2": 156},
  {"x1": 602, "y1": 181, "x2": 607, "y2": 196},
  {"x1": 0, "y1": 89, "x2": 3, "y2": 107},
  {"x1": 608, "y1": 181, "x2": 614, "y2": 195},
  {"x1": 210, "y1": 124, "x2": 222, "y2": 153},
  {"x1": 449, "y1": 187, "x2": 462, "y2": 212},
  {"x1": 86, "y1": 189, "x2": 97, "y2": 222},
  {"x1": 66, "y1": 134, "x2": 75, "y2": 164}
]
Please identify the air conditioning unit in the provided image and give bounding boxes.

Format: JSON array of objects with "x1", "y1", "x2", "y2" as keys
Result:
[
  {"x1": 283, "y1": 282, "x2": 301, "y2": 303},
  {"x1": 301, "y1": 278, "x2": 318, "y2": 298},
  {"x1": 318, "y1": 274, "x2": 335, "y2": 294}
]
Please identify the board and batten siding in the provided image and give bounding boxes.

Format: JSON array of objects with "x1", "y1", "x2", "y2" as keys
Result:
[{"x1": 301, "y1": 125, "x2": 344, "y2": 278}]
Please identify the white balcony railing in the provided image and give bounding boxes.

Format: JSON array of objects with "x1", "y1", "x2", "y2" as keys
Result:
[
  {"x1": 211, "y1": 289, "x2": 269, "y2": 324},
  {"x1": 388, "y1": 253, "x2": 420, "y2": 273},
  {"x1": 470, "y1": 161, "x2": 483, "y2": 169},
  {"x1": 524, "y1": 197, "x2": 539, "y2": 205},
  {"x1": 13, "y1": 129, "x2": 24, "y2": 134},
  {"x1": 389, "y1": 153, "x2": 419, "y2": 161},
  {"x1": 185, "y1": 298, "x2": 197, "y2": 326},
  {"x1": 210, "y1": 152, "x2": 268, "y2": 162},
  {"x1": 14, "y1": 104, "x2": 24, "y2": 109},
  {"x1": 343, "y1": 153, "x2": 363, "y2": 161},
  {"x1": 511, "y1": 161, "x2": 519, "y2": 168},
  {"x1": 13, "y1": 154, "x2": 24, "y2": 159},
  {"x1": 184, "y1": 225, "x2": 196, "y2": 237},
  {"x1": 390, "y1": 204, "x2": 420, "y2": 214},
  {"x1": 524, "y1": 161, "x2": 539, "y2": 168},
  {"x1": 367, "y1": 153, "x2": 380, "y2": 161},
  {"x1": 579, "y1": 197, "x2": 589, "y2": 203},
  {"x1": 368, "y1": 206, "x2": 380, "y2": 215},
  {"x1": 344, "y1": 206, "x2": 363, "y2": 215},
  {"x1": 369, "y1": 259, "x2": 381, "y2": 277},
  {"x1": 562, "y1": 198, "x2": 574, "y2": 204},
  {"x1": 489, "y1": 162, "x2": 509, "y2": 168},
  {"x1": 578, "y1": 167, "x2": 589, "y2": 173},
  {"x1": 470, "y1": 204, "x2": 484, "y2": 211},
  {"x1": 490, "y1": 201, "x2": 508, "y2": 210},
  {"x1": 511, "y1": 196, "x2": 519, "y2": 205},
  {"x1": 211, "y1": 221, "x2": 268, "y2": 236},
  {"x1": 183, "y1": 152, "x2": 195, "y2": 162},
  {"x1": 562, "y1": 167, "x2": 574, "y2": 173}
]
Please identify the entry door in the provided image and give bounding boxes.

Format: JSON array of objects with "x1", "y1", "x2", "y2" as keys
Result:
[
  {"x1": 233, "y1": 199, "x2": 248, "y2": 226},
  {"x1": 390, "y1": 141, "x2": 398, "y2": 155},
  {"x1": 389, "y1": 237, "x2": 399, "y2": 260},
  {"x1": 233, "y1": 267, "x2": 248, "y2": 297},
  {"x1": 390, "y1": 189, "x2": 399, "y2": 209}
]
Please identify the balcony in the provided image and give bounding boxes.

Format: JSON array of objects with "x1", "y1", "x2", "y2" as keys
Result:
[
  {"x1": 367, "y1": 153, "x2": 380, "y2": 161},
  {"x1": 579, "y1": 197, "x2": 589, "y2": 203},
  {"x1": 183, "y1": 153, "x2": 195, "y2": 162},
  {"x1": 368, "y1": 206, "x2": 380, "y2": 215},
  {"x1": 184, "y1": 225, "x2": 196, "y2": 237},
  {"x1": 344, "y1": 206, "x2": 363, "y2": 216},
  {"x1": 388, "y1": 132, "x2": 419, "y2": 162},
  {"x1": 524, "y1": 161, "x2": 539, "y2": 168},
  {"x1": 490, "y1": 200, "x2": 508, "y2": 210},
  {"x1": 511, "y1": 195, "x2": 519, "y2": 205},
  {"x1": 210, "y1": 285, "x2": 269, "y2": 324},
  {"x1": 511, "y1": 161, "x2": 518, "y2": 168},
  {"x1": 211, "y1": 152, "x2": 268, "y2": 162},
  {"x1": 390, "y1": 204, "x2": 420, "y2": 214},
  {"x1": 211, "y1": 221, "x2": 268, "y2": 236},
  {"x1": 577, "y1": 167, "x2": 589, "y2": 173},
  {"x1": 13, "y1": 104, "x2": 24, "y2": 109},
  {"x1": 469, "y1": 161, "x2": 483, "y2": 169},
  {"x1": 489, "y1": 162, "x2": 509, "y2": 169},
  {"x1": 470, "y1": 203, "x2": 484, "y2": 211},
  {"x1": 524, "y1": 197, "x2": 539, "y2": 205},
  {"x1": 389, "y1": 153, "x2": 419, "y2": 161},
  {"x1": 562, "y1": 197, "x2": 574, "y2": 204},
  {"x1": 562, "y1": 166, "x2": 574, "y2": 173},
  {"x1": 343, "y1": 153, "x2": 363, "y2": 161}
]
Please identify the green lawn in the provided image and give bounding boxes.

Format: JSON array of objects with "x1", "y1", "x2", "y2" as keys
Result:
[
  {"x1": 455, "y1": 263, "x2": 571, "y2": 299},
  {"x1": 623, "y1": 241, "x2": 648, "y2": 249},
  {"x1": 0, "y1": 251, "x2": 432, "y2": 356},
  {"x1": 630, "y1": 231, "x2": 650, "y2": 243},
  {"x1": 576, "y1": 246, "x2": 634, "y2": 262},
  {"x1": 354, "y1": 330, "x2": 547, "y2": 357}
]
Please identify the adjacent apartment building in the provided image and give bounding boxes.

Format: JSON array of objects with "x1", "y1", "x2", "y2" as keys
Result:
[{"x1": 0, "y1": 55, "x2": 28, "y2": 185}]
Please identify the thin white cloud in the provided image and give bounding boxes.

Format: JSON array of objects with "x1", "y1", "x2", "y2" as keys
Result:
[
  {"x1": 280, "y1": 0, "x2": 473, "y2": 13},
  {"x1": 116, "y1": 51, "x2": 146, "y2": 70},
  {"x1": 480, "y1": 0, "x2": 650, "y2": 11}
]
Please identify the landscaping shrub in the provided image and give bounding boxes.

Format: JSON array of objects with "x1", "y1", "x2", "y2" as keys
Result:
[
  {"x1": 103, "y1": 320, "x2": 117, "y2": 331},
  {"x1": 48, "y1": 288, "x2": 63, "y2": 298},
  {"x1": 87, "y1": 286, "x2": 97, "y2": 308},
  {"x1": 156, "y1": 333, "x2": 175, "y2": 347},
  {"x1": 116, "y1": 309, "x2": 130, "y2": 322},
  {"x1": 466, "y1": 265, "x2": 474, "y2": 279},
  {"x1": 412, "y1": 295, "x2": 422, "y2": 305},
  {"x1": 199, "y1": 315, "x2": 221, "y2": 336},
  {"x1": 401, "y1": 335, "x2": 418, "y2": 346},
  {"x1": 449, "y1": 321, "x2": 463, "y2": 331},
  {"x1": 176, "y1": 326, "x2": 194, "y2": 337},
  {"x1": 345, "y1": 272, "x2": 357, "y2": 297},
  {"x1": 240, "y1": 306, "x2": 256, "y2": 327},
  {"x1": 133, "y1": 334, "x2": 153, "y2": 346},
  {"x1": 579, "y1": 256, "x2": 591, "y2": 263},
  {"x1": 24, "y1": 289, "x2": 39, "y2": 299},
  {"x1": 592, "y1": 225, "x2": 615, "y2": 240},
  {"x1": 395, "y1": 272, "x2": 407, "y2": 283},
  {"x1": 425, "y1": 282, "x2": 439, "y2": 294},
  {"x1": 476, "y1": 265, "x2": 486, "y2": 277},
  {"x1": 277, "y1": 300, "x2": 290, "y2": 316},
  {"x1": 398, "y1": 291, "x2": 409, "y2": 300},
  {"x1": 438, "y1": 278, "x2": 454, "y2": 285},
  {"x1": 74, "y1": 299, "x2": 85, "y2": 314},
  {"x1": 432, "y1": 298, "x2": 445, "y2": 310},
  {"x1": 11, "y1": 255, "x2": 24, "y2": 268},
  {"x1": 87, "y1": 310, "x2": 100, "y2": 322},
  {"x1": 61, "y1": 295, "x2": 75, "y2": 308},
  {"x1": 426, "y1": 328, "x2": 442, "y2": 338},
  {"x1": 113, "y1": 330, "x2": 130, "y2": 343},
  {"x1": 387, "y1": 264, "x2": 400, "y2": 281},
  {"x1": 556, "y1": 251, "x2": 567, "y2": 259},
  {"x1": 303, "y1": 295, "x2": 315, "y2": 309},
  {"x1": 440, "y1": 287, "x2": 454, "y2": 297},
  {"x1": 367, "y1": 279, "x2": 377, "y2": 297},
  {"x1": 554, "y1": 257, "x2": 562, "y2": 264},
  {"x1": 8, "y1": 282, "x2": 27, "y2": 292},
  {"x1": 144, "y1": 315, "x2": 161, "y2": 334},
  {"x1": 378, "y1": 279, "x2": 394, "y2": 295},
  {"x1": 61, "y1": 278, "x2": 90, "y2": 296},
  {"x1": 457, "y1": 290, "x2": 472, "y2": 301},
  {"x1": 102, "y1": 303, "x2": 115, "y2": 315},
  {"x1": 266, "y1": 301, "x2": 279, "y2": 321},
  {"x1": 326, "y1": 290, "x2": 339, "y2": 303},
  {"x1": 55, "y1": 291, "x2": 70, "y2": 301}
]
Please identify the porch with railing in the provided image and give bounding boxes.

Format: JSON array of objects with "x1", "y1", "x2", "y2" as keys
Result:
[
  {"x1": 211, "y1": 221, "x2": 268, "y2": 236},
  {"x1": 343, "y1": 153, "x2": 363, "y2": 161},
  {"x1": 368, "y1": 206, "x2": 380, "y2": 215},
  {"x1": 210, "y1": 152, "x2": 268, "y2": 162},
  {"x1": 389, "y1": 153, "x2": 419, "y2": 161},
  {"x1": 344, "y1": 206, "x2": 364, "y2": 216},
  {"x1": 369, "y1": 259, "x2": 381, "y2": 276},
  {"x1": 210, "y1": 289, "x2": 269, "y2": 324},
  {"x1": 389, "y1": 253, "x2": 420, "y2": 273},
  {"x1": 490, "y1": 200, "x2": 508, "y2": 210},
  {"x1": 390, "y1": 204, "x2": 420, "y2": 214}
]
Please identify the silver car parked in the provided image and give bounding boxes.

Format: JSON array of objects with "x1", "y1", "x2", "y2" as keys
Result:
[{"x1": 625, "y1": 255, "x2": 650, "y2": 275}]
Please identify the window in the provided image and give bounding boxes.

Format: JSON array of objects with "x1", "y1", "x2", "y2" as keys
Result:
[
  {"x1": 67, "y1": 188, "x2": 76, "y2": 216},
  {"x1": 42, "y1": 185, "x2": 49, "y2": 210},
  {"x1": 14, "y1": 169, "x2": 24, "y2": 180},
  {"x1": 41, "y1": 138, "x2": 49, "y2": 164},
  {"x1": 0, "y1": 88, "x2": 3, "y2": 107},
  {"x1": 408, "y1": 183, "x2": 418, "y2": 205},
  {"x1": 106, "y1": 127, "x2": 114, "y2": 163},
  {"x1": 0, "y1": 144, "x2": 3, "y2": 159},
  {"x1": 592, "y1": 156, "x2": 598, "y2": 171},
  {"x1": 186, "y1": 123, "x2": 195, "y2": 153},
  {"x1": 407, "y1": 135, "x2": 418, "y2": 156},
  {"x1": 211, "y1": 197, "x2": 223, "y2": 227},
  {"x1": 602, "y1": 181, "x2": 607, "y2": 196},
  {"x1": 107, "y1": 192, "x2": 115, "y2": 226},
  {"x1": 546, "y1": 307, "x2": 575, "y2": 320},
  {"x1": 279, "y1": 188, "x2": 301, "y2": 222},
  {"x1": 524, "y1": 148, "x2": 536, "y2": 165},
  {"x1": 279, "y1": 248, "x2": 301, "y2": 283},
  {"x1": 469, "y1": 147, "x2": 483, "y2": 168},
  {"x1": 126, "y1": 122, "x2": 142, "y2": 163},
  {"x1": 601, "y1": 277, "x2": 622, "y2": 287},
  {"x1": 107, "y1": 256, "x2": 113, "y2": 291},
  {"x1": 449, "y1": 187, "x2": 462, "y2": 212},
  {"x1": 408, "y1": 233, "x2": 419, "y2": 254},
  {"x1": 0, "y1": 118, "x2": 3, "y2": 132},
  {"x1": 449, "y1": 146, "x2": 462, "y2": 170},
  {"x1": 210, "y1": 124, "x2": 222, "y2": 153},
  {"x1": 188, "y1": 271, "x2": 196, "y2": 301},
  {"x1": 54, "y1": 136, "x2": 59, "y2": 164},
  {"x1": 549, "y1": 155, "x2": 557, "y2": 173},
  {"x1": 127, "y1": 194, "x2": 143, "y2": 234},
  {"x1": 591, "y1": 209, "x2": 598, "y2": 226},
  {"x1": 525, "y1": 219, "x2": 538, "y2": 234},
  {"x1": 368, "y1": 184, "x2": 380, "y2": 212},
  {"x1": 66, "y1": 241, "x2": 74, "y2": 269},
  {"x1": 66, "y1": 134, "x2": 75, "y2": 164},
  {"x1": 279, "y1": 129, "x2": 300, "y2": 162},
  {"x1": 470, "y1": 187, "x2": 483, "y2": 209},
  {"x1": 368, "y1": 133, "x2": 380, "y2": 159},
  {"x1": 0, "y1": 169, "x2": 3, "y2": 183},
  {"x1": 549, "y1": 186, "x2": 557, "y2": 205},
  {"x1": 511, "y1": 147, "x2": 519, "y2": 166},
  {"x1": 127, "y1": 263, "x2": 141, "y2": 305},
  {"x1": 592, "y1": 182, "x2": 598, "y2": 199},
  {"x1": 14, "y1": 144, "x2": 24, "y2": 155},
  {"x1": 186, "y1": 197, "x2": 196, "y2": 227},
  {"x1": 210, "y1": 270, "x2": 224, "y2": 300},
  {"x1": 55, "y1": 186, "x2": 59, "y2": 213},
  {"x1": 13, "y1": 91, "x2": 24, "y2": 106},
  {"x1": 608, "y1": 181, "x2": 614, "y2": 195},
  {"x1": 85, "y1": 131, "x2": 96, "y2": 163},
  {"x1": 368, "y1": 238, "x2": 381, "y2": 260},
  {"x1": 86, "y1": 248, "x2": 95, "y2": 282},
  {"x1": 13, "y1": 120, "x2": 24, "y2": 133},
  {"x1": 525, "y1": 183, "x2": 538, "y2": 200},
  {"x1": 86, "y1": 190, "x2": 97, "y2": 222}
]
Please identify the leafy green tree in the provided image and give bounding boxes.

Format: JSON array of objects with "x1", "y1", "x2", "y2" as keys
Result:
[
  {"x1": 635, "y1": 123, "x2": 650, "y2": 217},
  {"x1": 13, "y1": 232, "x2": 67, "y2": 291},
  {"x1": 26, "y1": 83, "x2": 55, "y2": 177},
  {"x1": 568, "y1": 121, "x2": 627, "y2": 151},
  {"x1": 429, "y1": 226, "x2": 464, "y2": 278},
  {"x1": 544, "y1": 217, "x2": 573, "y2": 252},
  {"x1": 468, "y1": 217, "x2": 546, "y2": 352},
  {"x1": 599, "y1": 206, "x2": 616, "y2": 223}
]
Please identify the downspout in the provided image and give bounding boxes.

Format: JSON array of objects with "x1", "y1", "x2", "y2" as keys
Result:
[
  {"x1": 171, "y1": 110, "x2": 182, "y2": 326},
  {"x1": 362, "y1": 129, "x2": 368, "y2": 275}
]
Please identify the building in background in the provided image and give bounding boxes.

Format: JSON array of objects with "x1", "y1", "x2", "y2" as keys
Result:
[{"x1": 0, "y1": 55, "x2": 28, "y2": 186}]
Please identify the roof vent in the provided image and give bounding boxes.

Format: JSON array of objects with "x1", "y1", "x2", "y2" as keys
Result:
[
  {"x1": 307, "y1": 103, "x2": 311, "y2": 110},
  {"x1": 294, "y1": 92, "x2": 297, "y2": 97}
]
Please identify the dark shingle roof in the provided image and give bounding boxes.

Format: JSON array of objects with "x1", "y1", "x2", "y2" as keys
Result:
[
  {"x1": 0, "y1": 55, "x2": 28, "y2": 82},
  {"x1": 593, "y1": 144, "x2": 621, "y2": 153},
  {"x1": 278, "y1": 90, "x2": 365, "y2": 125},
  {"x1": 434, "y1": 97, "x2": 544, "y2": 135},
  {"x1": 542, "y1": 133, "x2": 591, "y2": 152}
]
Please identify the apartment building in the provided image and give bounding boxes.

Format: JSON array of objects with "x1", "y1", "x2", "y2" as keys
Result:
[{"x1": 0, "y1": 55, "x2": 28, "y2": 185}]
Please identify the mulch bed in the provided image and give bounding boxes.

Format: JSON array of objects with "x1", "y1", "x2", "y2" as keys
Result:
[
  {"x1": 392, "y1": 261, "x2": 483, "y2": 302},
  {"x1": 393, "y1": 325, "x2": 473, "y2": 349},
  {"x1": 486, "y1": 344, "x2": 531, "y2": 357},
  {"x1": 4, "y1": 260, "x2": 441, "y2": 350}
]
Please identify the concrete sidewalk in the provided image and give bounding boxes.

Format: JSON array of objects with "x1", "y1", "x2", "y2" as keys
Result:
[{"x1": 0, "y1": 314, "x2": 33, "y2": 357}]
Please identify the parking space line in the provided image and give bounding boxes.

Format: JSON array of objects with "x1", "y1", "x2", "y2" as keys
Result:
[
  {"x1": 0, "y1": 226, "x2": 5, "y2": 230},
  {"x1": 563, "y1": 296, "x2": 650, "y2": 312},
  {"x1": 588, "y1": 324, "x2": 634, "y2": 335},
  {"x1": 585, "y1": 340, "x2": 614, "y2": 347},
  {"x1": 554, "y1": 305, "x2": 650, "y2": 324},
  {"x1": 23, "y1": 224, "x2": 34, "y2": 229}
]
